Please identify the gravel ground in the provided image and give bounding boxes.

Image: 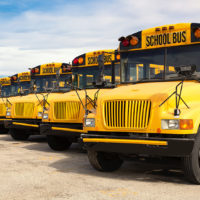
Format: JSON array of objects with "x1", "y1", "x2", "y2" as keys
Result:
[{"x1": 0, "y1": 134, "x2": 199, "y2": 200}]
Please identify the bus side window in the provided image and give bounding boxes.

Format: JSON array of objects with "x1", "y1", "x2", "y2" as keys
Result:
[
  {"x1": 73, "y1": 74, "x2": 83, "y2": 89},
  {"x1": 104, "y1": 76, "x2": 111, "y2": 83},
  {"x1": 59, "y1": 81, "x2": 65, "y2": 87},
  {"x1": 52, "y1": 81, "x2": 57, "y2": 88},
  {"x1": 86, "y1": 75, "x2": 94, "y2": 86}
]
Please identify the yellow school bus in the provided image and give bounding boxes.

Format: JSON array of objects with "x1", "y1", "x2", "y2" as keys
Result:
[
  {"x1": 40, "y1": 50, "x2": 120, "y2": 151},
  {"x1": 0, "y1": 77, "x2": 12, "y2": 133},
  {"x1": 82, "y1": 23, "x2": 200, "y2": 184},
  {"x1": 0, "y1": 72, "x2": 31, "y2": 133},
  {"x1": 5, "y1": 71, "x2": 31, "y2": 119},
  {"x1": 5, "y1": 63, "x2": 72, "y2": 140}
]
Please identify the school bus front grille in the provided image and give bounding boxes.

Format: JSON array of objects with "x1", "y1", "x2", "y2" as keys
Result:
[
  {"x1": 14, "y1": 103, "x2": 34, "y2": 118},
  {"x1": 0, "y1": 104, "x2": 6, "y2": 116},
  {"x1": 104, "y1": 100, "x2": 151, "y2": 129},
  {"x1": 54, "y1": 101, "x2": 80, "y2": 120}
]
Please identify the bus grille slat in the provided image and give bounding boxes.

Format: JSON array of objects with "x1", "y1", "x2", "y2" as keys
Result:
[
  {"x1": 104, "y1": 100, "x2": 151, "y2": 129},
  {"x1": 14, "y1": 103, "x2": 34, "y2": 118},
  {"x1": 54, "y1": 101, "x2": 80, "y2": 120}
]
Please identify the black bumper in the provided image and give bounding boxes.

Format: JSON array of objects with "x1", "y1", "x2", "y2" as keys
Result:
[
  {"x1": 40, "y1": 123, "x2": 83, "y2": 138},
  {"x1": 4, "y1": 119, "x2": 40, "y2": 132},
  {"x1": 0, "y1": 119, "x2": 5, "y2": 125},
  {"x1": 81, "y1": 133, "x2": 195, "y2": 157}
]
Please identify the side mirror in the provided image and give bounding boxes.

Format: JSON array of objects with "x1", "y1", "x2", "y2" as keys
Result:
[
  {"x1": 175, "y1": 64, "x2": 196, "y2": 77},
  {"x1": 30, "y1": 80, "x2": 37, "y2": 92},
  {"x1": 96, "y1": 54, "x2": 105, "y2": 85},
  {"x1": 97, "y1": 55, "x2": 104, "y2": 70},
  {"x1": 56, "y1": 69, "x2": 60, "y2": 79}
]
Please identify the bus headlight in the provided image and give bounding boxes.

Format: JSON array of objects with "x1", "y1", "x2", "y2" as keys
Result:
[
  {"x1": 85, "y1": 118, "x2": 95, "y2": 127},
  {"x1": 43, "y1": 113, "x2": 49, "y2": 120},
  {"x1": 6, "y1": 111, "x2": 11, "y2": 116},
  {"x1": 38, "y1": 112, "x2": 43, "y2": 117},
  {"x1": 161, "y1": 119, "x2": 179, "y2": 129},
  {"x1": 161, "y1": 119, "x2": 193, "y2": 130}
]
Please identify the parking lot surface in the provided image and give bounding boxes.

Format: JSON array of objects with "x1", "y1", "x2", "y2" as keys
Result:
[{"x1": 0, "y1": 134, "x2": 199, "y2": 200}]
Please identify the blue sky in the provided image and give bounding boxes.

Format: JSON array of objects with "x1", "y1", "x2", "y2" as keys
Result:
[{"x1": 0, "y1": 0, "x2": 200, "y2": 75}]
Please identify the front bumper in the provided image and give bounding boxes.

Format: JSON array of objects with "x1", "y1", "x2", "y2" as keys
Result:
[
  {"x1": 4, "y1": 119, "x2": 40, "y2": 132},
  {"x1": 0, "y1": 118, "x2": 8, "y2": 125},
  {"x1": 40, "y1": 123, "x2": 86, "y2": 138},
  {"x1": 81, "y1": 133, "x2": 195, "y2": 157}
]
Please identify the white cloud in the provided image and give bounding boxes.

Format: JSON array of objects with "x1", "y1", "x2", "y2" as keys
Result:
[{"x1": 0, "y1": 0, "x2": 200, "y2": 75}]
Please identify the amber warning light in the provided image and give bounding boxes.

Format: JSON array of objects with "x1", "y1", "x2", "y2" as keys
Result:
[{"x1": 194, "y1": 28, "x2": 200, "y2": 39}]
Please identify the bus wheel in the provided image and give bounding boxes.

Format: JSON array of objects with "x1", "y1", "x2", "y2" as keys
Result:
[
  {"x1": 0, "y1": 125, "x2": 8, "y2": 134},
  {"x1": 9, "y1": 128, "x2": 30, "y2": 141},
  {"x1": 47, "y1": 135, "x2": 72, "y2": 151},
  {"x1": 87, "y1": 150, "x2": 123, "y2": 172},
  {"x1": 183, "y1": 130, "x2": 200, "y2": 184}
]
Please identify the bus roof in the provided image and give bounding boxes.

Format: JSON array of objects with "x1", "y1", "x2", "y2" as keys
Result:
[
  {"x1": 119, "y1": 23, "x2": 200, "y2": 51},
  {"x1": 72, "y1": 49, "x2": 120, "y2": 68},
  {"x1": 30, "y1": 63, "x2": 72, "y2": 76}
]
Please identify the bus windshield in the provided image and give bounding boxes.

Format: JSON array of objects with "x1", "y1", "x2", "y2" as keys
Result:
[
  {"x1": 32, "y1": 74, "x2": 72, "y2": 93},
  {"x1": 19, "y1": 81, "x2": 31, "y2": 95},
  {"x1": 10, "y1": 82, "x2": 19, "y2": 96},
  {"x1": 1, "y1": 85, "x2": 11, "y2": 97},
  {"x1": 73, "y1": 64, "x2": 120, "y2": 89},
  {"x1": 121, "y1": 44, "x2": 200, "y2": 83}
]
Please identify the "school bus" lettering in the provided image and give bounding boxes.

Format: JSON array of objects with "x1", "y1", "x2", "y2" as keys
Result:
[
  {"x1": 42, "y1": 67, "x2": 60, "y2": 74},
  {"x1": 88, "y1": 55, "x2": 112, "y2": 65},
  {"x1": 146, "y1": 31, "x2": 187, "y2": 47},
  {"x1": 19, "y1": 75, "x2": 30, "y2": 81}
]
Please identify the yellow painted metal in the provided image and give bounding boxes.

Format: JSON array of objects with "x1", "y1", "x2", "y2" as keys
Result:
[
  {"x1": 104, "y1": 100, "x2": 151, "y2": 129},
  {"x1": 83, "y1": 138, "x2": 168, "y2": 146},
  {"x1": 0, "y1": 118, "x2": 11, "y2": 121},
  {"x1": 14, "y1": 103, "x2": 34, "y2": 118},
  {"x1": 54, "y1": 101, "x2": 80, "y2": 120},
  {"x1": 12, "y1": 122, "x2": 39, "y2": 128},
  {"x1": 51, "y1": 126, "x2": 87, "y2": 133},
  {"x1": 0, "y1": 104, "x2": 6, "y2": 116}
]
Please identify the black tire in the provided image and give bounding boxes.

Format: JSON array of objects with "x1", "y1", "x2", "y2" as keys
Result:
[
  {"x1": 47, "y1": 135, "x2": 72, "y2": 151},
  {"x1": 87, "y1": 150, "x2": 123, "y2": 172},
  {"x1": 9, "y1": 128, "x2": 30, "y2": 141},
  {"x1": 183, "y1": 129, "x2": 200, "y2": 184},
  {"x1": 0, "y1": 125, "x2": 8, "y2": 134}
]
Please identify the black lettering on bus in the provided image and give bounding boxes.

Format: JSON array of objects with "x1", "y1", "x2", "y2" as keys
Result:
[
  {"x1": 163, "y1": 34, "x2": 166, "y2": 44},
  {"x1": 182, "y1": 31, "x2": 186, "y2": 42},
  {"x1": 146, "y1": 36, "x2": 150, "y2": 47},
  {"x1": 158, "y1": 35, "x2": 162, "y2": 45},
  {"x1": 177, "y1": 32, "x2": 181, "y2": 43},
  {"x1": 153, "y1": 35, "x2": 157, "y2": 46},
  {"x1": 150, "y1": 36, "x2": 154, "y2": 46},
  {"x1": 167, "y1": 33, "x2": 171, "y2": 44},
  {"x1": 173, "y1": 33, "x2": 177, "y2": 43}
]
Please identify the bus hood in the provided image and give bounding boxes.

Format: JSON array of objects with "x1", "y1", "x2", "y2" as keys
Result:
[{"x1": 99, "y1": 81, "x2": 200, "y2": 107}]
